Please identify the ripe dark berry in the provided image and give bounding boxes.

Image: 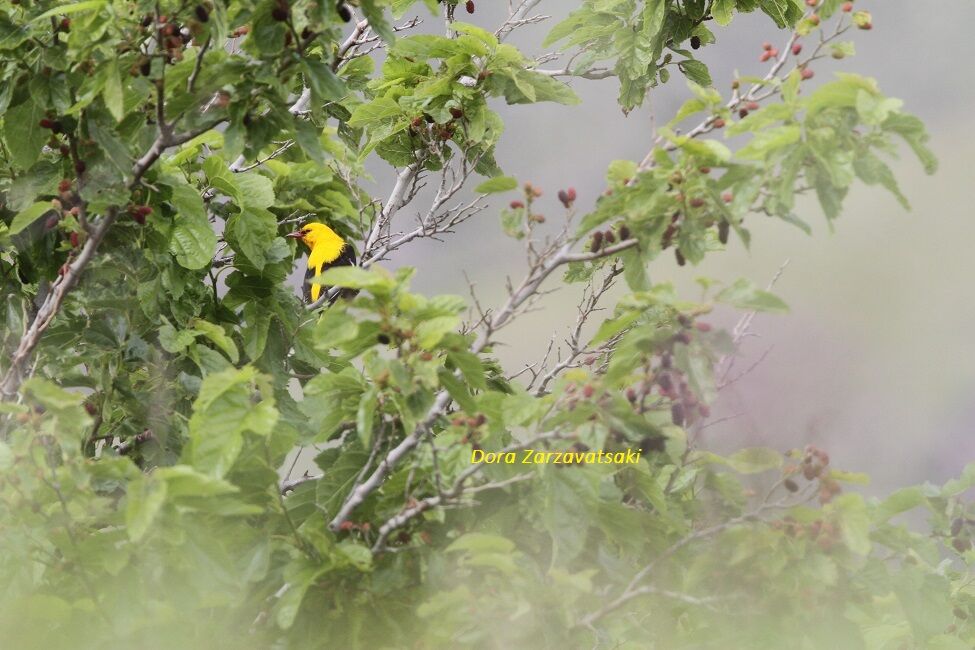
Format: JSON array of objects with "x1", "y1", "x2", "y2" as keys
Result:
[
  {"x1": 74, "y1": 160, "x2": 86, "y2": 175},
  {"x1": 45, "y1": 214, "x2": 60, "y2": 231},
  {"x1": 689, "y1": 197, "x2": 705, "y2": 208},
  {"x1": 951, "y1": 518, "x2": 964, "y2": 537},
  {"x1": 377, "y1": 333, "x2": 391, "y2": 345},
  {"x1": 60, "y1": 18, "x2": 71, "y2": 31},
  {"x1": 657, "y1": 373, "x2": 673, "y2": 391},
  {"x1": 675, "y1": 249, "x2": 686, "y2": 266},
  {"x1": 674, "y1": 331, "x2": 692, "y2": 345},
  {"x1": 718, "y1": 220, "x2": 730, "y2": 244},
  {"x1": 465, "y1": 0, "x2": 475, "y2": 13},
  {"x1": 791, "y1": 43, "x2": 802, "y2": 55},
  {"x1": 271, "y1": 6, "x2": 289, "y2": 21},
  {"x1": 739, "y1": 108, "x2": 749, "y2": 119},
  {"x1": 449, "y1": 107, "x2": 463, "y2": 119},
  {"x1": 70, "y1": 231, "x2": 80, "y2": 248},
  {"x1": 690, "y1": 35, "x2": 701, "y2": 50},
  {"x1": 590, "y1": 230, "x2": 603, "y2": 252},
  {"x1": 58, "y1": 179, "x2": 72, "y2": 193},
  {"x1": 952, "y1": 537, "x2": 972, "y2": 553},
  {"x1": 194, "y1": 4, "x2": 209, "y2": 22},
  {"x1": 603, "y1": 230, "x2": 616, "y2": 244},
  {"x1": 784, "y1": 478, "x2": 799, "y2": 493},
  {"x1": 618, "y1": 224, "x2": 630, "y2": 240},
  {"x1": 59, "y1": 144, "x2": 70, "y2": 156},
  {"x1": 712, "y1": 117, "x2": 725, "y2": 128},
  {"x1": 141, "y1": 14, "x2": 153, "y2": 27},
  {"x1": 671, "y1": 403, "x2": 685, "y2": 426},
  {"x1": 509, "y1": 200, "x2": 524, "y2": 209},
  {"x1": 336, "y1": 1, "x2": 353, "y2": 22},
  {"x1": 39, "y1": 118, "x2": 56, "y2": 129},
  {"x1": 84, "y1": 401, "x2": 97, "y2": 415}
]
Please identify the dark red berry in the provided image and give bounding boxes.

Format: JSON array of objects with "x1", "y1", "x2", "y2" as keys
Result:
[
  {"x1": 336, "y1": 1, "x2": 352, "y2": 22},
  {"x1": 671, "y1": 403, "x2": 685, "y2": 426},
  {"x1": 590, "y1": 231, "x2": 603, "y2": 252},
  {"x1": 801, "y1": 67, "x2": 815, "y2": 80},
  {"x1": 690, "y1": 35, "x2": 701, "y2": 50},
  {"x1": 58, "y1": 179, "x2": 72, "y2": 193},
  {"x1": 45, "y1": 215, "x2": 60, "y2": 230},
  {"x1": 718, "y1": 220, "x2": 730, "y2": 244},
  {"x1": 449, "y1": 107, "x2": 463, "y2": 119},
  {"x1": 739, "y1": 108, "x2": 749, "y2": 119},
  {"x1": 603, "y1": 230, "x2": 615, "y2": 244},
  {"x1": 509, "y1": 200, "x2": 524, "y2": 209},
  {"x1": 746, "y1": 101, "x2": 760, "y2": 111},
  {"x1": 465, "y1": 0, "x2": 475, "y2": 13},
  {"x1": 194, "y1": 5, "x2": 209, "y2": 22},
  {"x1": 791, "y1": 43, "x2": 802, "y2": 55},
  {"x1": 74, "y1": 160, "x2": 86, "y2": 175},
  {"x1": 84, "y1": 401, "x2": 97, "y2": 415},
  {"x1": 271, "y1": 4, "x2": 289, "y2": 21},
  {"x1": 689, "y1": 197, "x2": 705, "y2": 208},
  {"x1": 39, "y1": 118, "x2": 56, "y2": 129},
  {"x1": 70, "y1": 232, "x2": 80, "y2": 248},
  {"x1": 712, "y1": 118, "x2": 725, "y2": 128},
  {"x1": 618, "y1": 224, "x2": 630, "y2": 240}
]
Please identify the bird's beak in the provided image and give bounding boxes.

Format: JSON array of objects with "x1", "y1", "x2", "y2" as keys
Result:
[{"x1": 285, "y1": 231, "x2": 303, "y2": 240}]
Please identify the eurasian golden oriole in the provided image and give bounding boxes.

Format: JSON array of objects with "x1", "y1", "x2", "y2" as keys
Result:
[{"x1": 286, "y1": 222, "x2": 356, "y2": 303}]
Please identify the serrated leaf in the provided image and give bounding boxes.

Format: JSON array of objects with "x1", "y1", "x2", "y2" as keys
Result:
[{"x1": 8, "y1": 202, "x2": 53, "y2": 236}]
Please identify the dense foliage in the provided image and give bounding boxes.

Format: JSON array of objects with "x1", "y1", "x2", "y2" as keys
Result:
[{"x1": 0, "y1": 0, "x2": 967, "y2": 648}]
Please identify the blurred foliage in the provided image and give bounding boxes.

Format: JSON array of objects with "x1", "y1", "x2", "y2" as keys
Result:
[{"x1": 0, "y1": 0, "x2": 961, "y2": 648}]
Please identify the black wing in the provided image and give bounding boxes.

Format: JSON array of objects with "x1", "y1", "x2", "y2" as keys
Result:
[{"x1": 303, "y1": 244, "x2": 359, "y2": 304}]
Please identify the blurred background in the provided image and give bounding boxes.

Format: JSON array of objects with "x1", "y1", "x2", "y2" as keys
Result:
[{"x1": 344, "y1": 2, "x2": 975, "y2": 494}]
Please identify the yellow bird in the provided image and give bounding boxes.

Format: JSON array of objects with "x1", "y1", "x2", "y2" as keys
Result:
[{"x1": 286, "y1": 222, "x2": 357, "y2": 303}]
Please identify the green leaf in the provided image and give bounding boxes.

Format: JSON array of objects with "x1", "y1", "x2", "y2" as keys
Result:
[
  {"x1": 360, "y1": 0, "x2": 394, "y2": 43},
  {"x1": 125, "y1": 473, "x2": 167, "y2": 542},
  {"x1": 716, "y1": 279, "x2": 789, "y2": 313},
  {"x1": 191, "y1": 319, "x2": 240, "y2": 364},
  {"x1": 348, "y1": 97, "x2": 403, "y2": 128},
  {"x1": 4, "y1": 98, "x2": 46, "y2": 170},
  {"x1": 679, "y1": 60, "x2": 712, "y2": 87},
  {"x1": 102, "y1": 59, "x2": 124, "y2": 122},
  {"x1": 167, "y1": 182, "x2": 216, "y2": 269},
  {"x1": 32, "y1": 0, "x2": 106, "y2": 20},
  {"x1": 712, "y1": 0, "x2": 735, "y2": 24},
  {"x1": 723, "y1": 447, "x2": 782, "y2": 474},
  {"x1": 8, "y1": 202, "x2": 53, "y2": 236},
  {"x1": 302, "y1": 59, "x2": 347, "y2": 104},
  {"x1": 317, "y1": 266, "x2": 395, "y2": 292},
  {"x1": 475, "y1": 176, "x2": 518, "y2": 194},
  {"x1": 355, "y1": 386, "x2": 378, "y2": 447},
  {"x1": 186, "y1": 366, "x2": 278, "y2": 477},
  {"x1": 415, "y1": 315, "x2": 459, "y2": 349}
]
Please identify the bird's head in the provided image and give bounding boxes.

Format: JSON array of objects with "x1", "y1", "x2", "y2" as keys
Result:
[{"x1": 286, "y1": 222, "x2": 339, "y2": 249}]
